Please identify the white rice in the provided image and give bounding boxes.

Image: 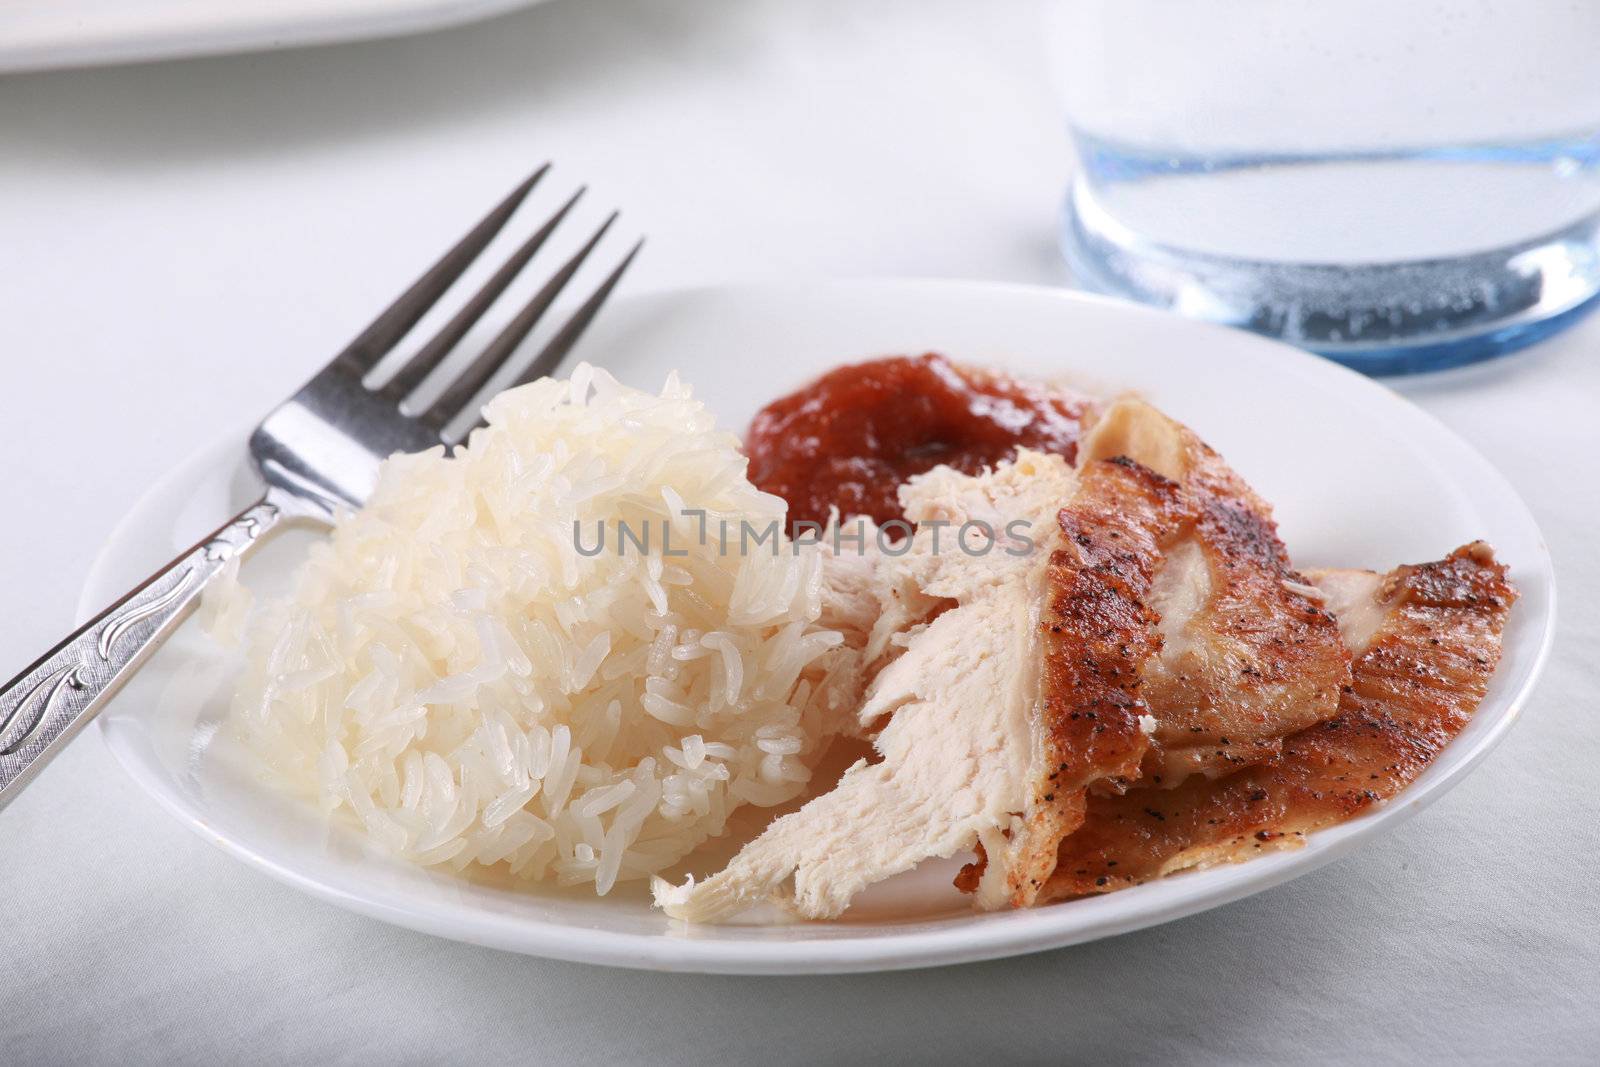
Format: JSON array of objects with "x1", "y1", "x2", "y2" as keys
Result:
[{"x1": 222, "y1": 364, "x2": 846, "y2": 895}]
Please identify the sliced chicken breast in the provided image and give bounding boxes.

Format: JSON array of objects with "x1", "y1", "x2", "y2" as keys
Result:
[{"x1": 1041, "y1": 542, "x2": 1516, "y2": 898}]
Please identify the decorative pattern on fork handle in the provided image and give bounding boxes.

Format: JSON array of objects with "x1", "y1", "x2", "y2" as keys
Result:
[{"x1": 0, "y1": 499, "x2": 286, "y2": 796}]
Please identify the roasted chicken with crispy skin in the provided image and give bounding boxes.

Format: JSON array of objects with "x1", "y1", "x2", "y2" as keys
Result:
[{"x1": 655, "y1": 376, "x2": 1515, "y2": 924}]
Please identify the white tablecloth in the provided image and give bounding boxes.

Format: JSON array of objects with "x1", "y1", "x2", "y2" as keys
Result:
[{"x1": 2, "y1": 1, "x2": 1596, "y2": 1062}]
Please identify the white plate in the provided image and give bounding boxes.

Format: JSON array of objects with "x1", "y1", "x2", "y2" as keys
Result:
[
  {"x1": 84, "y1": 280, "x2": 1555, "y2": 974},
  {"x1": 1, "y1": 0, "x2": 545, "y2": 75}
]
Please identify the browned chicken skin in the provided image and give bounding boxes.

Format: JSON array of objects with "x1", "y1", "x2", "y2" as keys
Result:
[
  {"x1": 1079, "y1": 400, "x2": 1352, "y2": 788},
  {"x1": 992, "y1": 455, "x2": 1183, "y2": 906},
  {"x1": 1041, "y1": 542, "x2": 1515, "y2": 899}
]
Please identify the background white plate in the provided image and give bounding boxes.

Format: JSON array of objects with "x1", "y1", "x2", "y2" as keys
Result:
[
  {"x1": 84, "y1": 281, "x2": 1554, "y2": 974},
  {"x1": 0, "y1": 0, "x2": 544, "y2": 75}
]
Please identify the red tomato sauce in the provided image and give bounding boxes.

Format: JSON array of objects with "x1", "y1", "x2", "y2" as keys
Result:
[{"x1": 745, "y1": 353, "x2": 1092, "y2": 528}]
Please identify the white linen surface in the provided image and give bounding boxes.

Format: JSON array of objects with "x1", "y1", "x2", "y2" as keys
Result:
[{"x1": 0, "y1": 1, "x2": 1595, "y2": 1062}]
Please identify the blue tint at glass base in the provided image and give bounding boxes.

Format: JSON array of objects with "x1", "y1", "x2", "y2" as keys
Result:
[{"x1": 1061, "y1": 136, "x2": 1600, "y2": 376}]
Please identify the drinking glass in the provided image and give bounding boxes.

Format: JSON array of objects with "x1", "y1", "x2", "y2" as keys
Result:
[{"x1": 1046, "y1": 1, "x2": 1600, "y2": 373}]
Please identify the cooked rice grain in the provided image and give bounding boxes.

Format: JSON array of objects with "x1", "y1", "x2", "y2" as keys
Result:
[{"x1": 224, "y1": 365, "x2": 844, "y2": 894}]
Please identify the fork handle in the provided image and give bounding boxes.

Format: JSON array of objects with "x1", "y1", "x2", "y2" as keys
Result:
[{"x1": 0, "y1": 495, "x2": 286, "y2": 810}]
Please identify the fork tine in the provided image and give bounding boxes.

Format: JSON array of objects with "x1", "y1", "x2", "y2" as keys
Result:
[
  {"x1": 379, "y1": 186, "x2": 586, "y2": 402},
  {"x1": 419, "y1": 212, "x2": 620, "y2": 431},
  {"x1": 458, "y1": 239, "x2": 645, "y2": 439},
  {"x1": 331, "y1": 164, "x2": 549, "y2": 375},
  {"x1": 507, "y1": 238, "x2": 645, "y2": 389}
]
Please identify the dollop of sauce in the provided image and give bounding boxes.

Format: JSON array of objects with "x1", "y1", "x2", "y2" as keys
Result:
[{"x1": 746, "y1": 353, "x2": 1093, "y2": 527}]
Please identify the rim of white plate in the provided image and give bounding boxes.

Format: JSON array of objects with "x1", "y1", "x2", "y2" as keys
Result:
[{"x1": 80, "y1": 279, "x2": 1557, "y2": 974}]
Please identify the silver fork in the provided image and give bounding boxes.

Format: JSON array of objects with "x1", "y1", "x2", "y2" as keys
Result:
[{"x1": 0, "y1": 166, "x2": 642, "y2": 809}]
